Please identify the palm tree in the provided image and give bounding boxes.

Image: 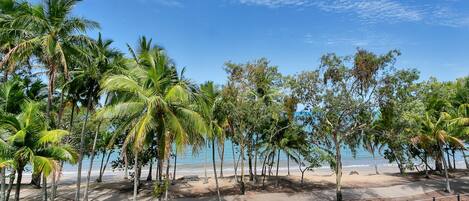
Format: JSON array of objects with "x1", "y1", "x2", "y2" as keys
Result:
[
  {"x1": 449, "y1": 104, "x2": 469, "y2": 169},
  {"x1": 414, "y1": 112, "x2": 464, "y2": 193},
  {"x1": 0, "y1": 0, "x2": 98, "y2": 118},
  {"x1": 0, "y1": 101, "x2": 77, "y2": 201},
  {"x1": 96, "y1": 37, "x2": 205, "y2": 201},
  {"x1": 200, "y1": 81, "x2": 226, "y2": 201}
]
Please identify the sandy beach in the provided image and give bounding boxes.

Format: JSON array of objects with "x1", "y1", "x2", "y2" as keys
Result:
[{"x1": 15, "y1": 164, "x2": 469, "y2": 201}]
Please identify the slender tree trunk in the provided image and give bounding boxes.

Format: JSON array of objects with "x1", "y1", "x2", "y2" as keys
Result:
[
  {"x1": 84, "y1": 122, "x2": 103, "y2": 201},
  {"x1": 231, "y1": 141, "x2": 238, "y2": 182},
  {"x1": 97, "y1": 151, "x2": 106, "y2": 182},
  {"x1": 440, "y1": 144, "x2": 451, "y2": 193},
  {"x1": 253, "y1": 134, "x2": 258, "y2": 183},
  {"x1": 172, "y1": 149, "x2": 177, "y2": 182},
  {"x1": 124, "y1": 153, "x2": 129, "y2": 180},
  {"x1": 218, "y1": 140, "x2": 225, "y2": 178},
  {"x1": 147, "y1": 158, "x2": 153, "y2": 181},
  {"x1": 14, "y1": 167, "x2": 23, "y2": 201},
  {"x1": 75, "y1": 97, "x2": 92, "y2": 201},
  {"x1": 287, "y1": 154, "x2": 290, "y2": 176},
  {"x1": 240, "y1": 139, "x2": 245, "y2": 195},
  {"x1": 1, "y1": 168, "x2": 5, "y2": 201},
  {"x1": 204, "y1": 144, "x2": 208, "y2": 184},
  {"x1": 445, "y1": 147, "x2": 453, "y2": 170},
  {"x1": 212, "y1": 139, "x2": 221, "y2": 201},
  {"x1": 164, "y1": 156, "x2": 170, "y2": 201},
  {"x1": 51, "y1": 170, "x2": 56, "y2": 201},
  {"x1": 248, "y1": 140, "x2": 253, "y2": 181},
  {"x1": 98, "y1": 150, "x2": 113, "y2": 182},
  {"x1": 372, "y1": 151, "x2": 379, "y2": 175},
  {"x1": 463, "y1": 150, "x2": 469, "y2": 169},
  {"x1": 451, "y1": 149, "x2": 456, "y2": 170},
  {"x1": 6, "y1": 169, "x2": 15, "y2": 201},
  {"x1": 334, "y1": 134, "x2": 343, "y2": 201},
  {"x1": 133, "y1": 153, "x2": 139, "y2": 201},
  {"x1": 275, "y1": 149, "x2": 280, "y2": 187},
  {"x1": 424, "y1": 152, "x2": 429, "y2": 179},
  {"x1": 42, "y1": 173, "x2": 47, "y2": 201}
]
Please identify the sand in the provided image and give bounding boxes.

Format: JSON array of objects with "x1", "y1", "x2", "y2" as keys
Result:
[{"x1": 14, "y1": 165, "x2": 469, "y2": 201}]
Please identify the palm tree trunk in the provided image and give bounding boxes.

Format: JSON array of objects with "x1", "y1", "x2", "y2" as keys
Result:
[
  {"x1": 51, "y1": 170, "x2": 56, "y2": 201},
  {"x1": 84, "y1": 123, "x2": 103, "y2": 201},
  {"x1": 212, "y1": 139, "x2": 221, "y2": 201},
  {"x1": 247, "y1": 140, "x2": 253, "y2": 181},
  {"x1": 253, "y1": 134, "x2": 258, "y2": 182},
  {"x1": 287, "y1": 154, "x2": 290, "y2": 176},
  {"x1": 1, "y1": 168, "x2": 5, "y2": 201},
  {"x1": 204, "y1": 145, "x2": 208, "y2": 184},
  {"x1": 97, "y1": 151, "x2": 106, "y2": 182},
  {"x1": 6, "y1": 169, "x2": 15, "y2": 201},
  {"x1": 42, "y1": 173, "x2": 47, "y2": 201},
  {"x1": 463, "y1": 150, "x2": 469, "y2": 169},
  {"x1": 440, "y1": 144, "x2": 451, "y2": 193},
  {"x1": 98, "y1": 150, "x2": 113, "y2": 182},
  {"x1": 445, "y1": 147, "x2": 453, "y2": 170},
  {"x1": 172, "y1": 149, "x2": 177, "y2": 182},
  {"x1": 75, "y1": 97, "x2": 92, "y2": 201},
  {"x1": 14, "y1": 167, "x2": 23, "y2": 201},
  {"x1": 451, "y1": 149, "x2": 456, "y2": 169},
  {"x1": 124, "y1": 153, "x2": 129, "y2": 180},
  {"x1": 147, "y1": 158, "x2": 153, "y2": 181},
  {"x1": 133, "y1": 152, "x2": 139, "y2": 201},
  {"x1": 218, "y1": 140, "x2": 225, "y2": 178},
  {"x1": 164, "y1": 156, "x2": 170, "y2": 201},
  {"x1": 424, "y1": 152, "x2": 429, "y2": 179}
]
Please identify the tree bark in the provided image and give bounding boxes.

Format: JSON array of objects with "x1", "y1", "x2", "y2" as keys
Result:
[
  {"x1": 212, "y1": 139, "x2": 221, "y2": 201},
  {"x1": 463, "y1": 150, "x2": 469, "y2": 169},
  {"x1": 14, "y1": 167, "x2": 23, "y2": 201},
  {"x1": 147, "y1": 158, "x2": 153, "y2": 181},
  {"x1": 98, "y1": 150, "x2": 113, "y2": 182},
  {"x1": 84, "y1": 122, "x2": 103, "y2": 201},
  {"x1": 445, "y1": 147, "x2": 453, "y2": 170},
  {"x1": 439, "y1": 143, "x2": 451, "y2": 193},
  {"x1": 164, "y1": 155, "x2": 171, "y2": 201},
  {"x1": 172, "y1": 149, "x2": 177, "y2": 182},
  {"x1": 451, "y1": 149, "x2": 456, "y2": 170},
  {"x1": 97, "y1": 151, "x2": 106, "y2": 182},
  {"x1": 287, "y1": 154, "x2": 290, "y2": 176},
  {"x1": 240, "y1": 139, "x2": 245, "y2": 195},
  {"x1": 133, "y1": 152, "x2": 139, "y2": 201},
  {"x1": 218, "y1": 140, "x2": 225, "y2": 178},
  {"x1": 372, "y1": 151, "x2": 379, "y2": 175},
  {"x1": 6, "y1": 169, "x2": 15, "y2": 201},
  {"x1": 248, "y1": 140, "x2": 253, "y2": 181},
  {"x1": 231, "y1": 141, "x2": 238, "y2": 182},
  {"x1": 275, "y1": 149, "x2": 280, "y2": 187},
  {"x1": 75, "y1": 97, "x2": 92, "y2": 201},
  {"x1": 253, "y1": 134, "x2": 258, "y2": 182},
  {"x1": 334, "y1": 134, "x2": 343, "y2": 201},
  {"x1": 42, "y1": 173, "x2": 47, "y2": 201},
  {"x1": 124, "y1": 153, "x2": 129, "y2": 180}
]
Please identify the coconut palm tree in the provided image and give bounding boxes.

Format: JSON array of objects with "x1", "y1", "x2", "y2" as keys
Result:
[
  {"x1": 200, "y1": 81, "x2": 226, "y2": 201},
  {"x1": 96, "y1": 37, "x2": 205, "y2": 201},
  {"x1": 0, "y1": 0, "x2": 98, "y2": 118},
  {"x1": 413, "y1": 112, "x2": 464, "y2": 193},
  {"x1": 0, "y1": 101, "x2": 77, "y2": 201}
]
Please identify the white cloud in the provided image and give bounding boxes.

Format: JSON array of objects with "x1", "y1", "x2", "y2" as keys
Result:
[{"x1": 237, "y1": 0, "x2": 469, "y2": 28}]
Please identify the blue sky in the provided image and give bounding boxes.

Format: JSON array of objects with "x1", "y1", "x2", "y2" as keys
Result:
[{"x1": 71, "y1": 0, "x2": 469, "y2": 84}]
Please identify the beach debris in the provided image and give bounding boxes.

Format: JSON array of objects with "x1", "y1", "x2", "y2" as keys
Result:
[
  {"x1": 178, "y1": 175, "x2": 200, "y2": 182},
  {"x1": 349, "y1": 171, "x2": 359, "y2": 175}
]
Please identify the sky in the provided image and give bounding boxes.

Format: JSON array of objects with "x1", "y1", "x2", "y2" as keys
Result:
[{"x1": 70, "y1": 0, "x2": 469, "y2": 84}]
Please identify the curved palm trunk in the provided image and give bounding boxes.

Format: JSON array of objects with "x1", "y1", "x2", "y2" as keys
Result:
[
  {"x1": 98, "y1": 150, "x2": 113, "y2": 182},
  {"x1": 212, "y1": 139, "x2": 221, "y2": 201},
  {"x1": 97, "y1": 151, "x2": 106, "y2": 182},
  {"x1": 133, "y1": 153, "x2": 139, "y2": 201},
  {"x1": 14, "y1": 167, "x2": 23, "y2": 201},
  {"x1": 75, "y1": 98, "x2": 92, "y2": 201},
  {"x1": 439, "y1": 144, "x2": 451, "y2": 193},
  {"x1": 83, "y1": 123, "x2": 103, "y2": 201}
]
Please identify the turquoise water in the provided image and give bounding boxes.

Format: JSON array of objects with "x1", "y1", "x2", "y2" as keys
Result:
[{"x1": 63, "y1": 140, "x2": 466, "y2": 173}]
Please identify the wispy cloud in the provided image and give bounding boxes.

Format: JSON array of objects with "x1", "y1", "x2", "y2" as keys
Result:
[
  {"x1": 138, "y1": 0, "x2": 184, "y2": 8},
  {"x1": 304, "y1": 30, "x2": 405, "y2": 48},
  {"x1": 237, "y1": 0, "x2": 469, "y2": 28}
]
